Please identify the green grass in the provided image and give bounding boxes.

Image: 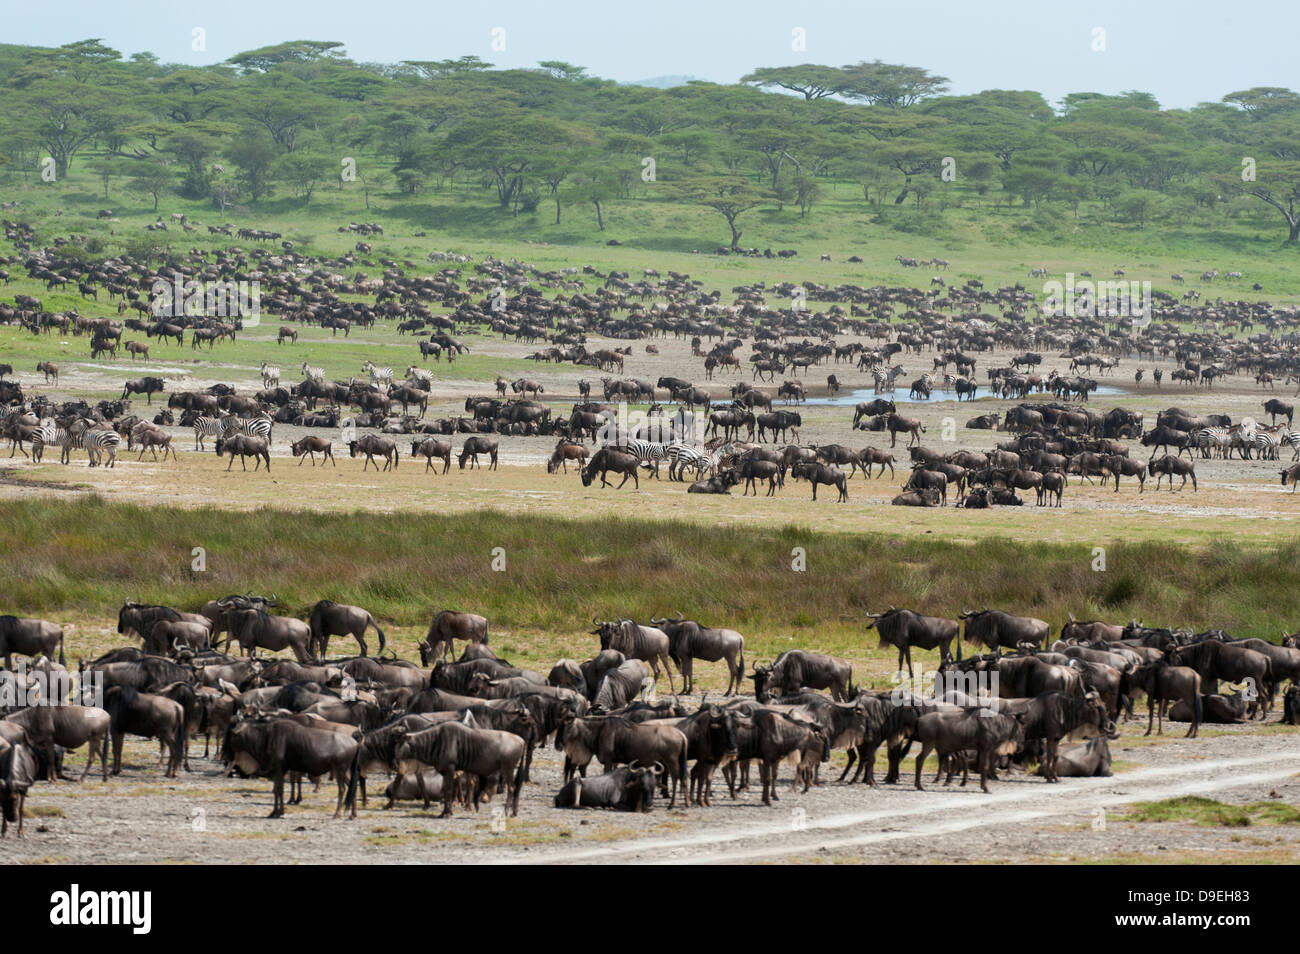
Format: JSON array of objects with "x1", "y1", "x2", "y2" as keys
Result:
[
  {"x1": 3, "y1": 496, "x2": 1300, "y2": 681},
  {"x1": 1124, "y1": 796, "x2": 1300, "y2": 827}
]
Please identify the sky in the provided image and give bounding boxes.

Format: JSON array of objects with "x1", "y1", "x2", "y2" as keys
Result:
[{"x1": 0, "y1": 0, "x2": 1292, "y2": 110}]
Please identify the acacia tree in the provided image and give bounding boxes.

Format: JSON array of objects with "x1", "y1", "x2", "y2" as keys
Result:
[{"x1": 677, "y1": 176, "x2": 771, "y2": 249}]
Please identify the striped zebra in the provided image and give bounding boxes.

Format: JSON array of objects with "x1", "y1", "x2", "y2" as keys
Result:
[
  {"x1": 620, "y1": 439, "x2": 669, "y2": 478},
  {"x1": 665, "y1": 441, "x2": 731, "y2": 481},
  {"x1": 81, "y1": 428, "x2": 120, "y2": 468},
  {"x1": 1251, "y1": 425, "x2": 1287, "y2": 461},
  {"x1": 31, "y1": 419, "x2": 70, "y2": 464},
  {"x1": 191, "y1": 416, "x2": 225, "y2": 451},
  {"x1": 301, "y1": 361, "x2": 326, "y2": 382},
  {"x1": 362, "y1": 360, "x2": 394, "y2": 388},
  {"x1": 1282, "y1": 430, "x2": 1300, "y2": 461},
  {"x1": 1194, "y1": 427, "x2": 1233, "y2": 459},
  {"x1": 260, "y1": 362, "x2": 280, "y2": 388},
  {"x1": 221, "y1": 414, "x2": 273, "y2": 443}
]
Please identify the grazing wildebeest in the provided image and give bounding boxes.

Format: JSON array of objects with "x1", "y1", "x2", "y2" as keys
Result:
[
  {"x1": 226, "y1": 608, "x2": 315, "y2": 663},
  {"x1": 411, "y1": 437, "x2": 452, "y2": 474},
  {"x1": 308, "y1": 600, "x2": 386, "y2": 659},
  {"x1": 554, "y1": 764, "x2": 659, "y2": 812},
  {"x1": 959, "y1": 608, "x2": 1050, "y2": 655},
  {"x1": 291, "y1": 436, "x2": 335, "y2": 467},
  {"x1": 650, "y1": 613, "x2": 746, "y2": 694},
  {"x1": 0, "y1": 615, "x2": 66, "y2": 667},
  {"x1": 457, "y1": 435, "x2": 498, "y2": 470},
  {"x1": 547, "y1": 440, "x2": 588, "y2": 474},
  {"x1": 1127, "y1": 661, "x2": 1202, "y2": 737},
  {"x1": 392, "y1": 721, "x2": 526, "y2": 817},
  {"x1": 349, "y1": 434, "x2": 399, "y2": 471},
  {"x1": 227, "y1": 717, "x2": 360, "y2": 818},
  {"x1": 751, "y1": 649, "x2": 852, "y2": 702},
  {"x1": 865, "y1": 608, "x2": 958, "y2": 677},
  {"x1": 912, "y1": 708, "x2": 1024, "y2": 793},
  {"x1": 791, "y1": 460, "x2": 847, "y2": 501},
  {"x1": 1148, "y1": 454, "x2": 1197, "y2": 491},
  {"x1": 419, "y1": 611, "x2": 489, "y2": 664},
  {"x1": 215, "y1": 434, "x2": 270, "y2": 471},
  {"x1": 581, "y1": 446, "x2": 640, "y2": 489},
  {"x1": 593, "y1": 618, "x2": 675, "y2": 690},
  {"x1": 103, "y1": 686, "x2": 187, "y2": 778},
  {"x1": 0, "y1": 736, "x2": 38, "y2": 837}
]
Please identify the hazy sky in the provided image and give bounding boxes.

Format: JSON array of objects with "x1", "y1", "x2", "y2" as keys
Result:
[{"x1": 0, "y1": 0, "x2": 1291, "y2": 109}]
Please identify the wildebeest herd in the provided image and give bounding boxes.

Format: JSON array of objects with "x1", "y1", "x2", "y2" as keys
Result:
[
  {"x1": 3, "y1": 227, "x2": 1300, "y2": 513},
  {"x1": 2, "y1": 597, "x2": 1297, "y2": 837}
]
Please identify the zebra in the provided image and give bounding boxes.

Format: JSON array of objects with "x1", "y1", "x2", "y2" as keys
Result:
[
  {"x1": 406, "y1": 366, "x2": 433, "y2": 390},
  {"x1": 665, "y1": 441, "x2": 732, "y2": 481},
  {"x1": 301, "y1": 361, "x2": 326, "y2": 382},
  {"x1": 221, "y1": 414, "x2": 273, "y2": 444},
  {"x1": 1252, "y1": 428, "x2": 1285, "y2": 461},
  {"x1": 191, "y1": 417, "x2": 225, "y2": 451},
  {"x1": 1281, "y1": 430, "x2": 1300, "y2": 462},
  {"x1": 32, "y1": 419, "x2": 71, "y2": 464},
  {"x1": 620, "y1": 439, "x2": 669, "y2": 478},
  {"x1": 81, "y1": 428, "x2": 120, "y2": 468},
  {"x1": 260, "y1": 362, "x2": 280, "y2": 388},
  {"x1": 362, "y1": 360, "x2": 394, "y2": 388},
  {"x1": 1194, "y1": 427, "x2": 1234, "y2": 460}
]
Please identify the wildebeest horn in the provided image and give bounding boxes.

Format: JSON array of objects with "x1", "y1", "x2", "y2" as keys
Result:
[
  {"x1": 675, "y1": 611, "x2": 684, "y2": 620},
  {"x1": 592, "y1": 617, "x2": 600, "y2": 626},
  {"x1": 652, "y1": 761, "x2": 665, "y2": 775}
]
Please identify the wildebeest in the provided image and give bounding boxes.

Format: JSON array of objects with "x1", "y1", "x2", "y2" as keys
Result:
[
  {"x1": 308, "y1": 600, "x2": 386, "y2": 659},
  {"x1": 419, "y1": 611, "x2": 489, "y2": 664},
  {"x1": 349, "y1": 434, "x2": 399, "y2": 471},
  {"x1": 998, "y1": 690, "x2": 1114, "y2": 782},
  {"x1": 1168, "y1": 692, "x2": 1248, "y2": 724},
  {"x1": 912, "y1": 708, "x2": 1024, "y2": 793},
  {"x1": 215, "y1": 434, "x2": 270, "y2": 471},
  {"x1": 3, "y1": 704, "x2": 112, "y2": 782},
  {"x1": 591, "y1": 717, "x2": 690, "y2": 808},
  {"x1": 0, "y1": 737, "x2": 38, "y2": 836},
  {"x1": 1127, "y1": 660, "x2": 1202, "y2": 737},
  {"x1": 960, "y1": 609, "x2": 1050, "y2": 655},
  {"x1": 291, "y1": 436, "x2": 335, "y2": 467},
  {"x1": 1039, "y1": 735, "x2": 1113, "y2": 778},
  {"x1": 751, "y1": 650, "x2": 852, "y2": 702},
  {"x1": 554, "y1": 764, "x2": 659, "y2": 811},
  {"x1": 593, "y1": 619, "x2": 675, "y2": 690},
  {"x1": 103, "y1": 686, "x2": 187, "y2": 778},
  {"x1": 227, "y1": 716, "x2": 360, "y2": 818},
  {"x1": 1148, "y1": 454, "x2": 1196, "y2": 491},
  {"x1": 1168, "y1": 640, "x2": 1273, "y2": 716},
  {"x1": 791, "y1": 460, "x2": 847, "y2": 502},
  {"x1": 650, "y1": 613, "x2": 746, "y2": 694},
  {"x1": 886, "y1": 413, "x2": 925, "y2": 447},
  {"x1": 547, "y1": 440, "x2": 588, "y2": 474},
  {"x1": 227, "y1": 608, "x2": 315, "y2": 663},
  {"x1": 457, "y1": 435, "x2": 498, "y2": 470},
  {"x1": 592, "y1": 659, "x2": 655, "y2": 709},
  {"x1": 411, "y1": 437, "x2": 452, "y2": 474},
  {"x1": 0, "y1": 615, "x2": 66, "y2": 668},
  {"x1": 581, "y1": 446, "x2": 640, "y2": 489},
  {"x1": 393, "y1": 721, "x2": 526, "y2": 817},
  {"x1": 121, "y1": 376, "x2": 165, "y2": 405},
  {"x1": 865, "y1": 608, "x2": 958, "y2": 677}
]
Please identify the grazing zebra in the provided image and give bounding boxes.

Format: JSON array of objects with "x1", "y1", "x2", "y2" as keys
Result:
[
  {"x1": 260, "y1": 362, "x2": 280, "y2": 388},
  {"x1": 362, "y1": 360, "x2": 394, "y2": 388},
  {"x1": 620, "y1": 439, "x2": 669, "y2": 478},
  {"x1": 301, "y1": 361, "x2": 326, "y2": 382}
]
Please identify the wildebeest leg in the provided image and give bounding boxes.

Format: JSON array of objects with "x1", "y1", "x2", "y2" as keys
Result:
[
  {"x1": 1144, "y1": 697, "x2": 1155, "y2": 736},
  {"x1": 914, "y1": 743, "x2": 932, "y2": 790}
]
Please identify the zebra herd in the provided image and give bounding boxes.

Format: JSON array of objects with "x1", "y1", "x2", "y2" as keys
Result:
[
  {"x1": 1193, "y1": 423, "x2": 1300, "y2": 461},
  {"x1": 626, "y1": 438, "x2": 733, "y2": 481},
  {"x1": 190, "y1": 414, "x2": 273, "y2": 451},
  {"x1": 32, "y1": 419, "x2": 121, "y2": 467}
]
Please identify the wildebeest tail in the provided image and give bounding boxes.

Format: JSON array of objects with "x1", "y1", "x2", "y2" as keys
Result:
[
  {"x1": 511, "y1": 754, "x2": 526, "y2": 813},
  {"x1": 345, "y1": 748, "x2": 360, "y2": 814},
  {"x1": 374, "y1": 619, "x2": 387, "y2": 654},
  {"x1": 1193, "y1": 692, "x2": 1203, "y2": 728},
  {"x1": 174, "y1": 718, "x2": 186, "y2": 773},
  {"x1": 58, "y1": 629, "x2": 66, "y2": 668},
  {"x1": 678, "y1": 746, "x2": 688, "y2": 795}
]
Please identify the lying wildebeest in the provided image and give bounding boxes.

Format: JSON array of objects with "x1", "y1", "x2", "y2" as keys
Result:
[
  {"x1": 581, "y1": 446, "x2": 640, "y2": 489},
  {"x1": 865, "y1": 608, "x2": 958, "y2": 678},
  {"x1": 892, "y1": 488, "x2": 941, "y2": 507},
  {"x1": 419, "y1": 611, "x2": 490, "y2": 664},
  {"x1": 0, "y1": 737, "x2": 38, "y2": 837},
  {"x1": 554, "y1": 764, "x2": 659, "y2": 811},
  {"x1": 593, "y1": 618, "x2": 675, "y2": 690},
  {"x1": 392, "y1": 721, "x2": 526, "y2": 817},
  {"x1": 349, "y1": 434, "x2": 399, "y2": 471},
  {"x1": 227, "y1": 608, "x2": 315, "y2": 663},
  {"x1": 650, "y1": 613, "x2": 746, "y2": 695},
  {"x1": 1127, "y1": 660, "x2": 1202, "y2": 737},
  {"x1": 912, "y1": 707, "x2": 1024, "y2": 793},
  {"x1": 959, "y1": 608, "x2": 1050, "y2": 655},
  {"x1": 227, "y1": 716, "x2": 360, "y2": 818},
  {"x1": 308, "y1": 600, "x2": 386, "y2": 659},
  {"x1": 1283, "y1": 686, "x2": 1300, "y2": 725},
  {"x1": 687, "y1": 472, "x2": 739, "y2": 494},
  {"x1": 103, "y1": 686, "x2": 187, "y2": 778},
  {"x1": 0, "y1": 615, "x2": 66, "y2": 667},
  {"x1": 291, "y1": 436, "x2": 335, "y2": 467},
  {"x1": 215, "y1": 434, "x2": 270, "y2": 471},
  {"x1": 1038, "y1": 735, "x2": 1112, "y2": 778},
  {"x1": 1168, "y1": 692, "x2": 1248, "y2": 724},
  {"x1": 791, "y1": 460, "x2": 847, "y2": 502},
  {"x1": 458, "y1": 435, "x2": 498, "y2": 470},
  {"x1": 998, "y1": 690, "x2": 1114, "y2": 783},
  {"x1": 751, "y1": 649, "x2": 852, "y2": 702}
]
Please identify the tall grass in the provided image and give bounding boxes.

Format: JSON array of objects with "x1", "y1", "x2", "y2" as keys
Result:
[{"x1": 4, "y1": 498, "x2": 1296, "y2": 656}]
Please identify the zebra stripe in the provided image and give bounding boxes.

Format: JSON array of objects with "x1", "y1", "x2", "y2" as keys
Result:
[
  {"x1": 621, "y1": 439, "x2": 669, "y2": 474},
  {"x1": 301, "y1": 361, "x2": 326, "y2": 382},
  {"x1": 363, "y1": 360, "x2": 394, "y2": 387},
  {"x1": 81, "y1": 429, "x2": 120, "y2": 467},
  {"x1": 191, "y1": 416, "x2": 225, "y2": 450}
]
